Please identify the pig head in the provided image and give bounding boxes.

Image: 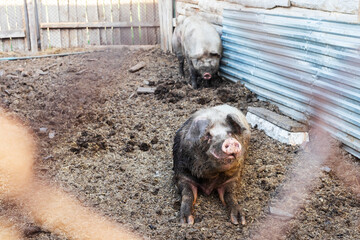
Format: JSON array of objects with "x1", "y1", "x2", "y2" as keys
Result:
[
  {"x1": 172, "y1": 16, "x2": 222, "y2": 89},
  {"x1": 173, "y1": 104, "x2": 251, "y2": 225}
]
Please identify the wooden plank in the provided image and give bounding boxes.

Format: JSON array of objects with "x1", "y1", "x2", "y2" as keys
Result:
[
  {"x1": 176, "y1": 0, "x2": 199, "y2": 3},
  {"x1": 59, "y1": 0, "x2": 70, "y2": 48},
  {"x1": 137, "y1": 87, "x2": 156, "y2": 94},
  {"x1": 46, "y1": 0, "x2": 62, "y2": 48},
  {"x1": 0, "y1": 30, "x2": 26, "y2": 39},
  {"x1": 24, "y1": 0, "x2": 31, "y2": 50},
  {"x1": 147, "y1": 26, "x2": 157, "y2": 45},
  {"x1": 0, "y1": 3, "x2": 11, "y2": 51},
  {"x1": 176, "y1": 2, "x2": 199, "y2": 17},
  {"x1": 153, "y1": 0, "x2": 159, "y2": 44},
  {"x1": 136, "y1": 0, "x2": 142, "y2": 44},
  {"x1": 1, "y1": 40, "x2": 12, "y2": 52},
  {"x1": 133, "y1": 27, "x2": 141, "y2": 45},
  {"x1": 132, "y1": 0, "x2": 140, "y2": 44},
  {"x1": 102, "y1": 0, "x2": 113, "y2": 45},
  {"x1": 156, "y1": 26, "x2": 160, "y2": 44},
  {"x1": 146, "y1": 0, "x2": 159, "y2": 45},
  {"x1": 7, "y1": 2, "x2": 17, "y2": 51},
  {"x1": 148, "y1": 0, "x2": 158, "y2": 44},
  {"x1": 87, "y1": 0, "x2": 100, "y2": 45},
  {"x1": 120, "y1": 0, "x2": 132, "y2": 44},
  {"x1": 14, "y1": 1, "x2": 26, "y2": 51},
  {"x1": 6, "y1": 3, "x2": 17, "y2": 51},
  {"x1": 139, "y1": 0, "x2": 148, "y2": 45},
  {"x1": 97, "y1": 0, "x2": 107, "y2": 45},
  {"x1": 18, "y1": 3, "x2": 27, "y2": 51},
  {"x1": 98, "y1": 0, "x2": 112, "y2": 45},
  {"x1": 68, "y1": 0, "x2": 79, "y2": 47},
  {"x1": 12, "y1": 39, "x2": 25, "y2": 51},
  {"x1": 145, "y1": 0, "x2": 157, "y2": 45},
  {"x1": 140, "y1": 1, "x2": 147, "y2": 45},
  {"x1": 112, "y1": 0, "x2": 121, "y2": 45},
  {"x1": 158, "y1": 0, "x2": 173, "y2": 52},
  {"x1": 76, "y1": 0, "x2": 87, "y2": 47},
  {"x1": 129, "y1": 61, "x2": 146, "y2": 72},
  {"x1": 155, "y1": 0, "x2": 160, "y2": 44},
  {"x1": 37, "y1": 0, "x2": 48, "y2": 49},
  {"x1": 40, "y1": 21, "x2": 160, "y2": 28},
  {"x1": 0, "y1": 4, "x2": 8, "y2": 32}
]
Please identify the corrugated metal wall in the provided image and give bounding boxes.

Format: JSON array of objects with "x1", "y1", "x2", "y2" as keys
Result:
[{"x1": 220, "y1": 10, "x2": 360, "y2": 158}]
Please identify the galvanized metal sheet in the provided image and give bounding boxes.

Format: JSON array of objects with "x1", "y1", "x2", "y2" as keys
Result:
[{"x1": 220, "y1": 10, "x2": 360, "y2": 158}]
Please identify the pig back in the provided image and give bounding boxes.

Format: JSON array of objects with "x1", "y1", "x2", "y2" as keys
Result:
[{"x1": 180, "y1": 16, "x2": 222, "y2": 59}]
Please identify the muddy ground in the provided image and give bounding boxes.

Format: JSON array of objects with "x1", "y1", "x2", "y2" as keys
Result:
[{"x1": 0, "y1": 47, "x2": 359, "y2": 239}]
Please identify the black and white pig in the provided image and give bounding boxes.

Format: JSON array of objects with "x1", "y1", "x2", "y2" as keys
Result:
[
  {"x1": 172, "y1": 16, "x2": 222, "y2": 89},
  {"x1": 173, "y1": 104, "x2": 251, "y2": 225}
]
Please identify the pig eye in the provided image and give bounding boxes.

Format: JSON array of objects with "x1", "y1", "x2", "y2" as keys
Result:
[
  {"x1": 210, "y1": 53, "x2": 220, "y2": 58},
  {"x1": 204, "y1": 132, "x2": 212, "y2": 141}
]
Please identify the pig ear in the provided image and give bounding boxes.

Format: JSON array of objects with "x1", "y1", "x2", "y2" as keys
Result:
[
  {"x1": 185, "y1": 118, "x2": 210, "y2": 142},
  {"x1": 226, "y1": 114, "x2": 247, "y2": 134}
]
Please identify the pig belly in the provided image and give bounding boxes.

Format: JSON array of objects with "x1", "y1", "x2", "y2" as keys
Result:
[{"x1": 187, "y1": 176, "x2": 238, "y2": 196}]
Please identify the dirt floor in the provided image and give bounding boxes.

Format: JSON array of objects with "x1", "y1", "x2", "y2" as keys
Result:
[{"x1": 0, "y1": 46, "x2": 359, "y2": 240}]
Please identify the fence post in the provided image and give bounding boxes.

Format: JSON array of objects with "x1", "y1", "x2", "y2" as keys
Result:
[
  {"x1": 158, "y1": 0, "x2": 173, "y2": 52},
  {"x1": 26, "y1": 0, "x2": 38, "y2": 52}
]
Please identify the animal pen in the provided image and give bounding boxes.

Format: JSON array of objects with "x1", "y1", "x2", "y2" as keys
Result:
[
  {"x1": 0, "y1": 0, "x2": 360, "y2": 182},
  {"x1": 0, "y1": 1, "x2": 360, "y2": 240}
]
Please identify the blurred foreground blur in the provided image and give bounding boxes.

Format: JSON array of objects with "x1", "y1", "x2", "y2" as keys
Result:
[{"x1": 0, "y1": 109, "x2": 140, "y2": 240}]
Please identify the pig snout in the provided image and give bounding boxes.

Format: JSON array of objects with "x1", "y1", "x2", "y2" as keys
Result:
[
  {"x1": 222, "y1": 138, "x2": 241, "y2": 156},
  {"x1": 203, "y1": 73, "x2": 212, "y2": 80}
]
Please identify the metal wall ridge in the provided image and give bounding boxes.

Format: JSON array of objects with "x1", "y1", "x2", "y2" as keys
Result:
[
  {"x1": 222, "y1": 18, "x2": 360, "y2": 52},
  {"x1": 222, "y1": 41, "x2": 360, "y2": 90},
  {"x1": 223, "y1": 10, "x2": 360, "y2": 38},
  {"x1": 220, "y1": 10, "x2": 360, "y2": 158},
  {"x1": 222, "y1": 33, "x2": 360, "y2": 77},
  {"x1": 221, "y1": 27, "x2": 360, "y2": 65}
]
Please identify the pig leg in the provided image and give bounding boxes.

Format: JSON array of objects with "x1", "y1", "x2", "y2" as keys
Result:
[
  {"x1": 177, "y1": 55, "x2": 185, "y2": 78},
  {"x1": 219, "y1": 184, "x2": 246, "y2": 225},
  {"x1": 189, "y1": 65, "x2": 198, "y2": 89},
  {"x1": 172, "y1": 29, "x2": 184, "y2": 78},
  {"x1": 185, "y1": 57, "x2": 198, "y2": 88},
  {"x1": 225, "y1": 192, "x2": 245, "y2": 225},
  {"x1": 177, "y1": 181, "x2": 197, "y2": 224},
  {"x1": 203, "y1": 80, "x2": 210, "y2": 88}
]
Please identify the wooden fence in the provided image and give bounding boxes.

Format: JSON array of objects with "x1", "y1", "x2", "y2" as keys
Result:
[
  {"x1": 0, "y1": 0, "x2": 28, "y2": 52},
  {"x1": 0, "y1": 0, "x2": 164, "y2": 52}
]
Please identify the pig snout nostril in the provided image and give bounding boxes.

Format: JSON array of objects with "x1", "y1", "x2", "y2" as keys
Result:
[{"x1": 225, "y1": 144, "x2": 229, "y2": 149}]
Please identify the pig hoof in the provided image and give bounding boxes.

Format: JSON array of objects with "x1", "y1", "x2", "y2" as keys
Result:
[
  {"x1": 230, "y1": 207, "x2": 245, "y2": 225},
  {"x1": 230, "y1": 215, "x2": 239, "y2": 225},
  {"x1": 241, "y1": 216, "x2": 246, "y2": 225},
  {"x1": 180, "y1": 215, "x2": 195, "y2": 225},
  {"x1": 187, "y1": 215, "x2": 195, "y2": 224},
  {"x1": 191, "y1": 83, "x2": 198, "y2": 89}
]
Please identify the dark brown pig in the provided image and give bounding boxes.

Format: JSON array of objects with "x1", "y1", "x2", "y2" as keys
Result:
[
  {"x1": 172, "y1": 16, "x2": 222, "y2": 89},
  {"x1": 173, "y1": 104, "x2": 251, "y2": 225}
]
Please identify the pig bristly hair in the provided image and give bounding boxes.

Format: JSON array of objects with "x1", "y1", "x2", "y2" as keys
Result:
[
  {"x1": 172, "y1": 104, "x2": 251, "y2": 225},
  {"x1": 173, "y1": 117, "x2": 214, "y2": 179}
]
